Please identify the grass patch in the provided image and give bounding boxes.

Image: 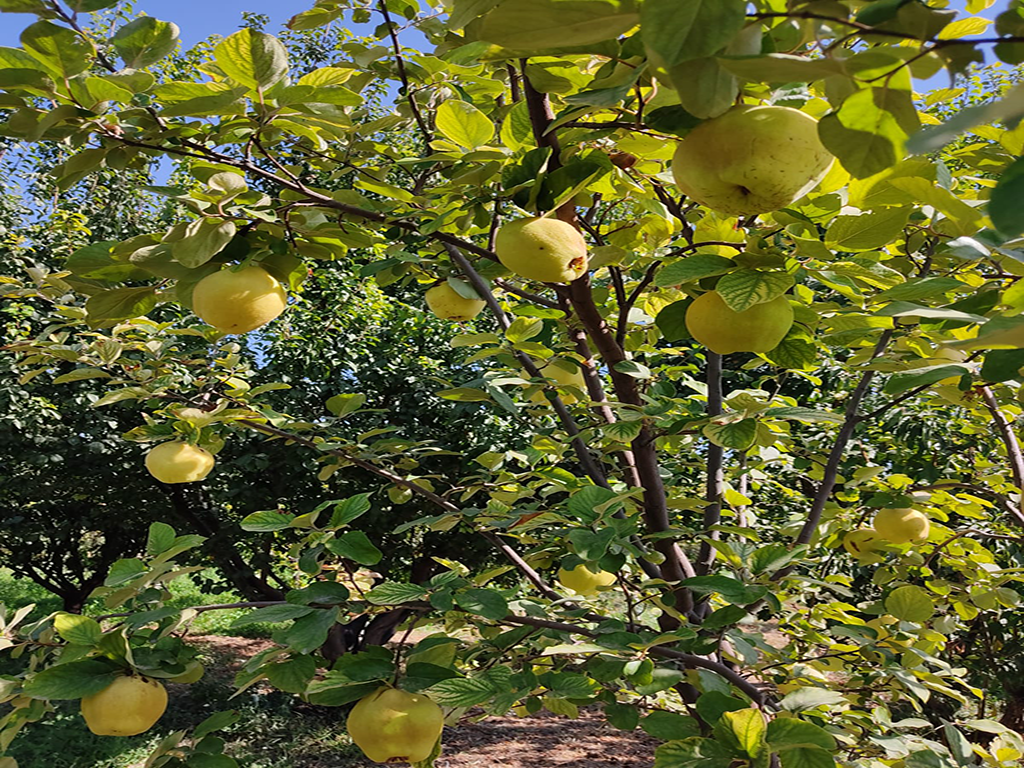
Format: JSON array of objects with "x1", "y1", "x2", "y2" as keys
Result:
[
  {"x1": 1, "y1": 571, "x2": 371, "y2": 766},
  {"x1": 3, "y1": 639, "x2": 368, "y2": 768},
  {"x1": 0, "y1": 570, "x2": 277, "y2": 638}
]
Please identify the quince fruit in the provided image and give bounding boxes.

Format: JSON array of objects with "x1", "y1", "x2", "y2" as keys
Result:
[
  {"x1": 145, "y1": 441, "x2": 215, "y2": 484},
  {"x1": 347, "y1": 686, "x2": 444, "y2": 764},
  {"x1": 873, "y1": 507, "x2": 930, "y2": 544},
  {"x1": 685, "y1": 291, "x2": 794, "y2": 354},
  {"x1": 426, "y1": 282, "x2": 485, "y2": 321},
  {"x1": 842, "y1": 528, "x2": 885, "y2": 564},
  {"x1": 672, "y1": 105, "x2": 834, "y2": 216},
  {"x1": 192, "y1": 266, "x2": 287, "y2": 334},
  {"x1": 557, "y1": 564, "x2": 616, "y2": 596},
  {"x1": 495, "y1": 218, "x2": 588, "y2": 283},
  {"x1": 81, "y1": 675, "x2": 167, "y2": 736}
]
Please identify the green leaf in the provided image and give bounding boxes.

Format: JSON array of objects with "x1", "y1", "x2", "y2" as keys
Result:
[
  {"x1": 654, "y1": 737, "x2": 735, "y2": 768},
  {"x1": 716, "y1": 270, "x2": 794, "y2": 312},
  {"x1": 981, "y1": 349, "x2": 1024, "y2": 382},
  {"x1": 454, "y1": 588, "x2": 508, "y2": 620},
  {"x1": 655, "y1": 254, "x2": 735, "y2": 286},
  {"x1": 655, "y1": 300, "x2": 692, "y2": 342},
  {"x1": 435, "y1": 100, "x2": 494, "y2": 149},
  {"x1": 991, "y1": 156, "x2": 1024, "y2": 237},
  {"x1": 885, "y1": 585, "x2": 935, "y2": 622},
  {"x1": 275, "y1": 608, "x2": 339, "y2": 655},
  {"x1": 642, "y1": 711, "x2": 701, "y2": 741},
  {"x1": 84, "y1": 286, "x2": 157, "y2": 328},
  {"x1": 717, "y1": 54, "x2": 843, "y2": 84},
  {"x1": 764, "y1": 407, "x2": 842, "y2": 424},
  {"x1": 667, "y1": 56, "x2": 738, "y2": 119},
  {"x1": 326, "y1": 393, "x2": 366, "y2": 416},
  {"x1": 642, "y1": 0, "x2": 747, "y2": 67},
  {"x1": 479, "y1": 0, "x2": 639, "y2": 51},
  {"x1": 680, "y1": 575, "x2": 767, "y2": 604},
  {"x1": 265, "y1": 655, "x2": 316, "y2": 693},
  {"x1": 703, "y1": 418, "x2": 758, "y2": 450},
  {"x1": 882, "y1": 365, "x2": 968, "y2": 395},
  {"x1": 636, "y1": 668, "x2": 686, "y2": 696},
  {"x1": 403, "y1": 662, "x2": 461, "y2": 692},
  {"x1": 506, "y1": 317, "x2": 543, "y2": 343},
  {"x1": 307, "y1": 679, "x2": 380, "y2": 706},
  {"x1": 825, "y1": 208, "x2": 911, "y2": 252},
  {"x1": 426, "y1": 676, "x2": 495, "y2": 707},
  {"x1": 146, "y1": 522, "x2": 176, "y2": 555},
  {"x1": 437, "y1": 387, "x2": 491, "y2": 402},
  {"x1": 364, "y1": 582, "x2": 429, "y2": 605},
  {"x1": 568, "y1": 528, "x2": 617, "y2": 561},
  {"x1": 53, "y1": 613, "x2": 102, "y2": 646},
  {"x1": 66, "y1": 241, "x2": 149, "y2": 281},
  {"x1": 943, "y1": 723, "x2": 975, "y2": 768},
  {"x1": 194, "y1": 711, "x2": 241, "y2": 741},
  {"x1": 21, "y1": 21, "x2": 94, "y2": 78},
  {"x1": 111, "y1": 17, "x2": 180, "y2": 68},
  {"x1": 170, "y1": 218, "x2": 236, "y2": 268},
  {"x1": 153, "y1": 82, "x2": 247, "y2": 117},
  {"x1": 326, "y1": 531, "x2": 383, "y2": 565},
  {"x1": 93, "y1": 387, "x2": 151, "y2": 407},
  {"x1": 52, "y1": 368, "x2": 111, "y2": 385},
  {"x1": 721, "y1": 708, "x2": 766, "y2": 758},
  {"x1": 230, "y1": 604, "x2": 313, "y2": 628},
  {"x1": 779, "y1": 688, "x2": 848, "y2": 712},
  {"x1": 0, "y1": 0, "x2": 50, "y2": 11},
  {"x1": 605, "y1": 702, "x2": 640, "y2": 731},
  {"x1": 68, "y1": 0, "x2": 120, "y2": 9},
  {"x1": 214, "y1": 29, "x2": 289, "y2": 90},
  {"x1": 329, "y1": 494, "x2": 372, "y2": 528},
  {"x1": 766, "y1": 718, "x2": 836, "y2": 750},
  {"x1": 614, "y1": 361, "x2": 652, "y2": 379},
  {"x1": 240, "y1": 510, "x2": 294, "y2": 532},
  {"x1": 819, "y1": 88, "x2": 908, "y2": 178},
  {"x1": 333, "y1": 648, "x2": 395, "y2": 682},
  {"x1": 104, "y1": 558, "x2": 146, "y2": 586},
  {"x1": 778, "y1": 747, "x2": 836, "y2": 768},
  {"x1": 287, "y1": 582, "x2": 350, "y2": 606},
  {"x1": 873, "y1": 276, "x2": 966, "y2": 302},
  {"x1": 696, "y1": 691, "x2": 749, "y2": 724},
  {"x1": 23, "y1": 661, "x2": 119, "y2": 700}
]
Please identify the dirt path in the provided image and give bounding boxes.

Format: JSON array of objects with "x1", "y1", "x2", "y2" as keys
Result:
[
  {"x1": 191, "y1": 635, "x2": 660, "y2": 767},
  {"x1": 435, "y1": 710, "x2": 658, "y2": 768}
]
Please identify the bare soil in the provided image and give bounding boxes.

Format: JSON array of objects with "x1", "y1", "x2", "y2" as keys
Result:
[{"x1": 434, "y1": 710, "x2": 659, "y2": 768}]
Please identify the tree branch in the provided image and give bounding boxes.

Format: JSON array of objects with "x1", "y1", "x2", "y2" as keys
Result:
[
  {"x1": 980, "y1": 385, "x2": 1024, "y2": 527},
  {"x1": 493, "y1": 279, "x2": 561, "y2": 309},
  {"x1": 696, "y1": 352, "x2": 724, "y2": 577},
  {"x1": 233, "y1": 417, "x2": 561, "y2": 599},
  {"x1": 773, "y1": 331, "x2": 893, "y2": 580},
  {"x1": 517, "y1": 66, "x2": 696, "y2": 609},
  {"x1": 442, "y1": 243, "x2": 612, "y2": 491}
]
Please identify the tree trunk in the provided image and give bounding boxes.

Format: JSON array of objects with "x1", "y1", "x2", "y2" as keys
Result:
[
  {"x1": 163, "y1": 484, "x2": 285, "y2": 601},
  {"x1": 1000, "y1": 689, "x2": 1024, "y2": 734}
]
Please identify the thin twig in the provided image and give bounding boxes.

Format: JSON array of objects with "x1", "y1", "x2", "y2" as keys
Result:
[
  {"x1": 378, "y1": 0, "x2": 434, "y2": 145},
  {"x1": 696, "y1": 352, "x2": 724, "y2": 578}
]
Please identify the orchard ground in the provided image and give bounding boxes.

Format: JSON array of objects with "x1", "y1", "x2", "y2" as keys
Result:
[{"x1": 0, "y1": 571, "x2": 661, "y2": 768}]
